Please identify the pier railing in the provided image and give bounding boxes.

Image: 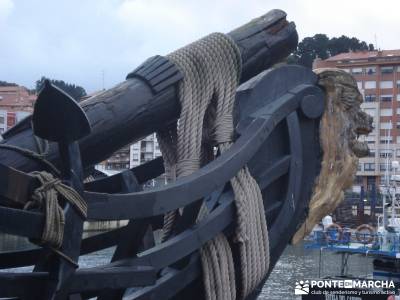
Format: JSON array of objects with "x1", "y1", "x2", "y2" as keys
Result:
[{"x1": 306, "y1": 229, "x2": 400, "y2": 258}]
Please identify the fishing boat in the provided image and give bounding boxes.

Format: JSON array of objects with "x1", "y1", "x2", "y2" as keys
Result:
[{"x1": 0, "y1": 9, "x2": 371, "y2": 300}]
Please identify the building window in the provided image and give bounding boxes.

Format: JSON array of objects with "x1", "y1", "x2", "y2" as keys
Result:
[
  {"x1": 364, "y1": 163, "x2": 375, "y2": 171},
  {"x1": 380, "y1": 81, "x2": 394, "y2": 89},
  {"x1": 380, "y1": 150, "x2": 393, "y2": 158},
  {"x1": 352, "y1": 205, "x2": 358, "y2": 216},
  {"x1": 380, "y1": 108, "x2": 392, "y2": 116},
  {"x1": 380, "y1": 164, "x2": 393, "y2": 172},
  {"x1": 380, "y1": 137, "x2": 393, "y2": 144},
  {"x1": 368, "y1": 150, "x2": 375, "y2": 157},
  {"x1": 354, "y1": 176, "x2": 363, "y2": 184},
  {"x1": 397, "y1": 80, "x2": 400, "y2": 89},
  {"x1": 381, "y1": 122, "x2": 392, "y2": 129},
  {"x1": 397, "y1": 149, "x2": 400, "y2": 157},
  {"x1": 363, "y1": 108, "x2": 375, "y2": 116},
  {"x1": 365, "y1": 134, "x2": 375, "y2": 144},
  {"x1": 364, "y1": 94, "x2": 376, "y2": 102},
  {"x1": 357, "y1": 164, "x2": 362, "y2": 171},
  {"x1": 381, "y1": 66, "x2": 394, "y2": 74},
  {"x1": 0, "y1": 116, "x2": 4, "y2": 124},
  {"x1": 366, "y1": 66, "x2": 376, "y2": 75},
  {"x1": 365, "y1": 81, "x2": 376, "y2": 89},
  {"x1": 352, "y1": 68, "x2": 363, "y2": 75},
  {"x1": 381, "y1": 95, "x2": 393, "y2": 102}
]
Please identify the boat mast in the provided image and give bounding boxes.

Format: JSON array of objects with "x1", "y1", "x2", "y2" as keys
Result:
[{"x1": 383, "y1": 125, "x2": 391, "y2": 228}]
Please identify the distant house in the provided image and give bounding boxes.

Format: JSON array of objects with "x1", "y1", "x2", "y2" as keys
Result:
[{"x1": 0, "y1": 85, "x2": 36, "y2": 134}]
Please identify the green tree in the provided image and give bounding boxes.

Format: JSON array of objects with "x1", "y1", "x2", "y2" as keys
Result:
[
  {"x1": 290, "y1": 34, "x2": 374, "y2": 68},
  {"x1": 36, "y1": 76, "x2": 87, "y2": 101},
  {"x1": 0, "y1": 81, "x2": 18, "y2": 87}
]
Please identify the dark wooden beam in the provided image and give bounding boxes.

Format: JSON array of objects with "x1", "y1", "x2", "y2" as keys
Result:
[{"x1": 0, "y1": 9, "x2": 297, "y2": 173}]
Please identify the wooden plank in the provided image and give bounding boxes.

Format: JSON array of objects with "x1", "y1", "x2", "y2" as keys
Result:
[
  {"x1": 0, "y1": 163, "x2": 38, "y2": 206},
  {"x1": 97, "y1": 171, "x2": 153, "y2": 300},
  {"x1": 69, "y1": 266, "x2": 156, "y2": 293},
  {"x1": 0, "y1": 223, "x2": 158, "y2": 270},
  {"x1": 0, "y1": 206, "x2": 43, "y2": 239},
  {"x1": 0, "y1": 266, "x2": 156, "y2": 298},
  {"x1": 86, "y1": 80, "x2": 307, "y2": 221},
  {"x1": 123, "y1": 255, "x2": 201, "y2": 300}
]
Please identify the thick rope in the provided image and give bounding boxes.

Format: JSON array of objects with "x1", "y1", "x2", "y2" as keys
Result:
[
  {"x1": 157, "y1": 33, "x2": 269, "y2": 299},
  {"x1": 0, "y1": 143, "x2": 60, "y2": 176},
  {"x1": 24, "y1": 171, "x2": 87, "y2": 249}
]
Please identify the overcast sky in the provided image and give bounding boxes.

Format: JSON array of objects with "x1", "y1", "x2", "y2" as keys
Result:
[{"x1": 1, "y1": 0, "x2": 399, "y2": 93}]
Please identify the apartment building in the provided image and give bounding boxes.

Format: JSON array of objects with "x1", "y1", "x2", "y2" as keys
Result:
[
  {"x1": 129, "y1": 133, "x2": 162, "y2": 168},
  {"x1": 98, "y1": 133, "x2": 163, "y2": 184},
  {"x1": 102, "y1": 145, "x2": 131, "y2": 172},
  {"x1": 314, "y1": 50, "x2": 400, "y2": 192}
]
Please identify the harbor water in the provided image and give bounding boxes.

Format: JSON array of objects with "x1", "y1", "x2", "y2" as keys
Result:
[{"x1": 0, "y1": 233, "x2": 374, "y2": 299}]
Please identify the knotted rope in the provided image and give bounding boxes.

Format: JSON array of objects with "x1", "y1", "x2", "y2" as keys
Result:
[
  {"x1": 157, "y1": 32, "x2": 270, "y2": 299},
  {"x1": 24, "y1": 171, "x2": 87, "y2": 250}
]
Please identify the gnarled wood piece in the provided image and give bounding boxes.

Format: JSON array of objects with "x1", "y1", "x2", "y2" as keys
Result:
[{"x1": 292, "y1": 68, "x2": 373, "y2": 244}]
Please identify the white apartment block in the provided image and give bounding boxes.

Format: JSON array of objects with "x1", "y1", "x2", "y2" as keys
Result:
[{"x1": 130, "y1": 133, "x2": 162, "y2": 168}]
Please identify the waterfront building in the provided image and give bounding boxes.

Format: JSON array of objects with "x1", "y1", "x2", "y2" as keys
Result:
[
  {"x1": 98, "y1": 133, "x2": 164, "y2": 185},
  {"x1": 314, "y1": 50, "x2": 400, "y2": 195}
]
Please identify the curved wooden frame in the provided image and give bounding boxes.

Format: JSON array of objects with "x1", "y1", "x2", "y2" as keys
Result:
[{"x1": 0, "y1": 65, "x2": 324, "y2": 300}]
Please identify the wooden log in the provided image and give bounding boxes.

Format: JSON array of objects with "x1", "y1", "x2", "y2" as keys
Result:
[{"x1": 0, "y1": 9, "x2": 298, "y2": 173}]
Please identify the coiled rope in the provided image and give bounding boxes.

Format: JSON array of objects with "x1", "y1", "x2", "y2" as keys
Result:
[{"x1": 157, "y1": 32, "x2": 269, "y2": 299}]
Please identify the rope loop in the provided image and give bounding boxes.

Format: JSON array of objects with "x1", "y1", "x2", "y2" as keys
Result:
[
  {"x1": 176, "y1": 158, "x2": 201, "y2": 177},
  {"x1": 24, "y1": 171, "x2": 87, "y2": 249},
  {"x1": 157, "y1": 32, "x2": 269, "y2": 299},
  {"x1": 213, "y1": 114, "x2": 234, "y2": 144}
]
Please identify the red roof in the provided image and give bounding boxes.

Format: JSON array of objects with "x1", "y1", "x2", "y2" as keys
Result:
[
  {"x1": 326, "y1": 49, "x2": 400, "y2": 61},
  {"x1": 0, "y1": 85, "x2": 36, "y2": 112}
]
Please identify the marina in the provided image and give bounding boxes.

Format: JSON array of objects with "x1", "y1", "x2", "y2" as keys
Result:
[{"x1": 0, "y1": 233, "x2": 375, "y2": 300}]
